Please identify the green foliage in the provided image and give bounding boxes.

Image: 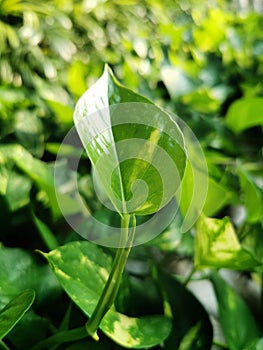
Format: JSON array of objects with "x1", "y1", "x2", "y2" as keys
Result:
[
  {"x1": 194, "y1": 215, "x2": 259, "y2": 270},
  {"x1": 159, "y1": 270, "x2": 213, "y2": 349},
  {"x1": 0, "y1": 290, "x2": 35, "y2": 340},
  {"x1": 211, "y1": 272, "x2": 261, "y2": 350},
  {"x1": 42, "y1": 241, "x2": 171, "y2": 348},
  {"x1": 74, "y1": 65, "x2": 187, "y2": 215},
  {"x1": 226, "y1": 98, "x2": 263, "y2": 133},
  {"x1": 0, "y1": 0, "x2": 263, "y2": 349}
]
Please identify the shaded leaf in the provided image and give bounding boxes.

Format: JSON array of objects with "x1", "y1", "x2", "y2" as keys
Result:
[
  {"x1": 32, "y1": 213, "x2": 59, "y2": 250},
  {"x1": 0, "y1": 245, "x2": 61, "y2": 310},
  {"x1": 0, "y1": 290, "x2": 35, "y2": 340},
  {"x1": 158, "y1": 270, "x2": 213, "y2": 350},
  {"x1": 146, "y1": 214, "x2": 194, "y2": 255},
  {"x1": 6, "y1": 311, "x2": 52, "y2": 350},
  {"x1": 42, "y1": 241, "x2": 172, "y2": 348},
  {"x1": 0, "y1": 145, "x2": 60, "y2": 219},
  {"x1": 3, "y1": 170, "x2": 31, "y2": 212},
  {"x1": 203, "y1": 177, "x2": 236, "y2": 216},
  {"x1": 238, "y1": 167, "x2": 263, "y2": 223},
  {"x1": 0, "y1": 245, "x2": 62, "y2": 347},
  {"x1": 244, "y1": 338, "x2": 263, "y2": 350},
  {"x1": 211, "y1": 272, "x2": 261, "y2": 350},
  {"x1": 239, "y1": 223, "x2": 263, "y2": 264},
  {"x1": 14, "y1": 110, "x2": 44, "y2": 157},
  {"x1": 62, "y1": 337, "x2": 113, "y2": 350},
  {"x1": 146, "y1": 214, "x2": 184, "y2": 251}
]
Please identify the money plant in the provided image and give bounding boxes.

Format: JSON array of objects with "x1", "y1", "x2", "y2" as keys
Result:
[{"x1": 1, "y1": 65, "x2": 263, "y2": 350}]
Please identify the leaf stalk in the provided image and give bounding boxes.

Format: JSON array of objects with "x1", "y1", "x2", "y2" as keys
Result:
[{"x1": 85, "y1": 213, "x2": 136, "y2": 340}]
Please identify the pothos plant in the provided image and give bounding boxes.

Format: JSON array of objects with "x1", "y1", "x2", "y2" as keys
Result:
[
  {"x1": 1, "y1": 65, "x2": 263, "y2": 350},
  {"x1": 34, "y1": 65, "x2": 212, "y2": 349},
  {"x1": 40, "y1": 64, "x2": 191, "y2": 348},
  {"x1": 72, "y1": 64, "x2": 188, "y2": 341}
]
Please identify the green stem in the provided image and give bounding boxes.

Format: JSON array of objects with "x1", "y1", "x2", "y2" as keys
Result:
[
  {"x1": 212, "y1": 339, "x2": 229, "y2": 349},
  {"x1": 183, "y1": 266, "x2": 196, "y2": 286},
  {"x1": 28, "y1": 327, "x2": 88, "y2": 350},
  {"x1": 86, "y1": 214, "x2": 135, "y2": 340},
  {"x1": 0, "y1": 341, "x2": 11, "y2": 350},
  {"x1": 260, "y1": 271, "x2": 263, "y2": 328}
]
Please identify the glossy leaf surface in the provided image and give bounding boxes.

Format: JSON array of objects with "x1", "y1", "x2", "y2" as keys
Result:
[
  {"x1": 74, "y1": 65, "x2": 187, "y2": 215},
  {"x1": 43, "y1": 241, "x2": 171, "y2": 348},
  {"x1": 194, "y1": 216, "x2": 259, "y2": 270},
  {"x1": 0, "y1": 290, "x2": 35, "y2": 340}
]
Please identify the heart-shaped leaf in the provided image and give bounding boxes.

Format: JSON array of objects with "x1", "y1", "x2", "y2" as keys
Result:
[
  {"x1": 194, "y1": 215, "x2": 259, "y2": 270},
  {"x1": 42, "y1": 241, "x2": 172, "y2": 348},
  {"x1": 74, "y1": 65, "x2": 187, "y2": 215},
  {"x1": 0, "y1": 289, "x2": 35, "y2": 340}
]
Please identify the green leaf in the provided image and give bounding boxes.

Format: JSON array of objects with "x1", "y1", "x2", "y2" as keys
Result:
[
  {"x1": 146, "y1": 214, "x2": 184, "y2": 251},
  {"x1": 0, "y1": 290, "x2": 35, "y2": 340},
  {"x1": 6, "y1": 311, "x2": 52, "y2": 350},
  {"x1": 68, "y1": 61, "x2": 87, "y2": 97},
  {"x1": 175, "y1": 121, "x2": 208, "y2": 233},
  {"x1": 226, "y1": 97, "x2": 263, "y2": 133},
  {"x1": 2, "y1": 170, "x2": 31, "y2": 212},
  {"x1": 203, "y1": 177, "x2": 236, "y2": 216},
  {"x1": 62, "y1": 337, "x2": 113, "y2": 350},
  {"x1": 46, "y1": 99, "x2": 74, "y2": 127},
  {"x1": 194, "y1": 216, "x2": 259, "y2": 270},
  {"x1": 32, "y1": 213, "x2": 59, "y2": 250},
  {"x1": 0, "y1": 245, "x2": 61, "y2": 310},
  {"x1": 0, "y1": 245, "x2": 62, "y2": 347},
  {"x1": 46, "y1": 143, "x2": 87, "y2": 158},
  {"x1": 74, "y1": 65, "x2": 187, "y2": 215},
  {"x1": 238, "y1": 168, "x2": 263, "y2": 223},
  {"x1": 158, "y1": 270, "x2": 213, "y2": 350},
  {"x1": 146, "y1": 214, "x2": 194, "y2": 255},
  {"x1": 239, "y1": 223, "x2": 263, "y2": 264},
  {"x1": 42, "y1": 241, "x2": 172, "y2": 348},
  {"x1": 244, "y1": 338, "x2": 263, "y2": 350},
  {"x1": 14, "y1": 110, "x2": 44, "y2": 157},
  {"x1": 211, "y1": 272, "x2": 261, "y2": 350},
  {"x1": 0, "y1": 145, "x2": 60, "y2": 219}
]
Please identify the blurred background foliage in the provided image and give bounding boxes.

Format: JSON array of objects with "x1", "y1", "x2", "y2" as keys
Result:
[
  {"x1": 0, "y1": 0, "x2": 263, "y2": 348},
  {"x1": 1, "y1": 0, "x2": 262, "y2": 238}
]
